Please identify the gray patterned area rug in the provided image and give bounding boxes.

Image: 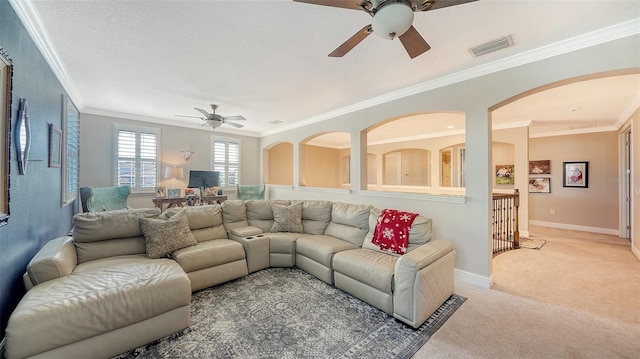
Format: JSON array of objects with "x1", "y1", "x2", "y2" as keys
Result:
[{"x1": 116, "y1": 268, "x2": 465, "y2": 359}]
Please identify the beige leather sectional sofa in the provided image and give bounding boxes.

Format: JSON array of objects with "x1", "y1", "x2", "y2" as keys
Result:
[{"x1": 5, "y1": 200, "x2": 456, "y2": 359}]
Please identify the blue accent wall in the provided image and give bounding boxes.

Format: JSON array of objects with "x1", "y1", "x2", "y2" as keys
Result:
[{"x1": 0, "y1": 0, "x2": 77, "y2": 338}]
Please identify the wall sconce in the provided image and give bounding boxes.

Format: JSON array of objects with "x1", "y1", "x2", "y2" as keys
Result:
[
  {"x1": 164, "y1": 166, "x2": 184, "y2": 189},
  {"x1": 182, "y1": 151, "x2": 194, "y2": 161}
]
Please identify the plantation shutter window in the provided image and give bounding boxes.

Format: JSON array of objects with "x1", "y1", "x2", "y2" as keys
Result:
[
  {"x1": 212, "y1": 137, "x2": 241, "y2": 186},
  {"x1": 62, "y1": 95, "x2": 80, "y2": 206},
  {"x1": 114, "y1": 124, "x2": 160, "y2": 193}
]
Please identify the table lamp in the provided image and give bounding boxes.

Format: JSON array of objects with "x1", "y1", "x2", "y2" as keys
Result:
[{"x1": 164, "y1": 167, "x2": 184, "y2": 195}]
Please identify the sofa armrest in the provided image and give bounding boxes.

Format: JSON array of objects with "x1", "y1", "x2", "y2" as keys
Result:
[
  {"x1": 24, "y1": 236, "x2": 77, "y2": 290},
  {"x1": 393, "y1": 239, "x2": 456, "y2": 328}
]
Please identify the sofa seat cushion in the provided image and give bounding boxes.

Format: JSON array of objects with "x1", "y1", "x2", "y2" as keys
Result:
[
  {"x1": 172, "y1": 239, "x2": 245, "y2": 273},
  {"x1": 333, "y1": 249, "x2": 397, "y2": 294},
  {"x1": 6, "y1": 256, "x2": 190, "y2": 359},
  {"x1": 269, "y1": 232, "x2": 306, "y2": 253},
  {"x1": 295, "y1": 235, "x2": 358, "y2": 267}
]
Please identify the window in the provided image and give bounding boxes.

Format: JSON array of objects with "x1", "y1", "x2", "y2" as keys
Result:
[
  {"x1": 62, "y1": 95, "x2": 80, "y2": 206},
  {"x1": 114, "y1": 124, "x2": 160, "y2": 193},
  {"x1": 211, "y1": 136, "x2": 240, "y2": 186}
]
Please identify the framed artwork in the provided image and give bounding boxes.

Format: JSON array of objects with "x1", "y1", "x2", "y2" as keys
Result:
[
  {"x1": 155, "y1": 186, "x2": 166, "y2": 198},
  {"x1": 495, "y1": 165, "x2": 514, "y2": 185},
  {"x1": 529, "y1": 160, "x2": 550, "y2": 175},
  {"x1": 529, "y1": 177, "x2": 550, "y2": 193},
  {"x1": 563, "y1": 161, "x2": 588, "y2": 188},
  {"x1": 0, "y1": 47, "x2": 13, "y2": 226},
  {"x1": 48, "y1": 124, "x2": 62, "y2": 168},
  {"x1": 168, "y1": 188, "x2": 181, "y2": 198}
]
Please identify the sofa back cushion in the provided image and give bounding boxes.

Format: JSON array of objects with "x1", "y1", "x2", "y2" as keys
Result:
[
  {"x1": 221, "y1": 200, "x2": 249, "y2": 232},
  {"x1": 161, "y1": 204, "x2": 227, "y2": 242},
  {"x1": 245, "y1": 199, "x2": 290, "y2": 233},
  {"x1": 324, "y1": 202, "x2": 373, "y2": 246},
  {"x1": 292, "y1": 200, "x2": 332, "y2": 235},
  {"x1": 362, "y1": 208, "x2": 432, "y2": 255},
  {"x1": 72, "y1": 208, "x2": 160, "y2": 264}
]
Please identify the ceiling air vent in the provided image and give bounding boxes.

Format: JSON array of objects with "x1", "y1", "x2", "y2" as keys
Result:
[
  {"x1": 269, "y1": 120, "x2": 284, "y2": 125},
  {"x1": 469, "y1": 35, "x2": 513, "y2": 58}
]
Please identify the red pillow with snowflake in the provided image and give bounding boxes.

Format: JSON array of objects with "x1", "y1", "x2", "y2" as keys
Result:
[{"x1": 371, "y1": 209, "x2": 419, "y2": 255}]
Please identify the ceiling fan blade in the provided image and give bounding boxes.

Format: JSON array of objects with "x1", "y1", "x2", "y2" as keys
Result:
[
  {"x1": 174, "y1": 115, "x2": 202, "y2": 119},
  {"x1": 329, "y1": 24, "x2": 372, "y2": 57},
  {"x1": 398, "y1": 26, "x2": 431, "y2": 59},
  {"x1": 225, "y1": 121, "x2": 245, "y2": 129},
  {"x1": 224, "y1": 115, "x2": 246, "y2": 122},
  {"x1": 194, "y1": 107, "x2": 211, "y2": 117},
  {"x1": 293, "y1": 0, "x2": 363, "y2": 10},
  {"x1": 414, "y1": 0, "x2": 478, "y2": 12}
]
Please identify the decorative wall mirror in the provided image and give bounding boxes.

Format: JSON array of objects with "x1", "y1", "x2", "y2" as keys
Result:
[
  {"x1": 15, "y1": 98, "x2": 31, "y2": 175},
  {"x1": 0, "y1": 47, "x2": 12, "y2": 226}
]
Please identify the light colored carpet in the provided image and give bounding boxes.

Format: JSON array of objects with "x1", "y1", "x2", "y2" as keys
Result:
[{"x1": 413, "y1": 226, "x2": 640, "y2": 358}]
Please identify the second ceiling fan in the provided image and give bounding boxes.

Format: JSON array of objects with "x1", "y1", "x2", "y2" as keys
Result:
[{"x1": 294, "y1": 0, "x2": 477, "y2": 58}]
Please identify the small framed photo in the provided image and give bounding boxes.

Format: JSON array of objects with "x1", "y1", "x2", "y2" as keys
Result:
[
  {"x1": 529, "y1": 160, "x2": 550, "y2": 175},
  {"x1": 563, "y1": 161, "x2": 588, "y2": 188},
  {"x1": 168, "y1": 188, "x2": 181, "y2": 198},
  {"x1": 155, "y1": 186, "x2": 166, "y2": 198},
  {"x1": 529, "y1": 177, "x2": 550, "y2": 193},
  {"x1": 48, "y1": 124, "x2": 62, "y2": 168}
]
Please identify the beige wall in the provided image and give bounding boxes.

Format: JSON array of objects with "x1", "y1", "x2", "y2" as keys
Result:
[
  {"x1": 80, "y1": 113, "x2": 260, "y2": 208},
  {"x1": 301, "y1": 144, "x2": 341, "y2": 188},
  {"x1": 265, "y1": 142, "x2": 293, "y2": 185},
  {"x1": 529, "y1": 132, "x2": 619, "y2": 231}
]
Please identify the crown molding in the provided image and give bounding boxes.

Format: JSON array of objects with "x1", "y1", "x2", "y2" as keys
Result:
[
  {"x1": 260, "y1": 18, "x2": 640, "y2": 137},
  {"x1": 9, "y1": 0, "x2": 84, "y2": 109}
]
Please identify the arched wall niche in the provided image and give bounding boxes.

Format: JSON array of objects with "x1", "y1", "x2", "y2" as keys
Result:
[
  {"x1": 263, "y1": 141, "x2": 293, "y2": 186},
  {"x1": 299, "y1": 131, "x2": 351, "y2": 189},
  {"x1": 364, "y1": 111, "x2": 465, "y2": 195}
]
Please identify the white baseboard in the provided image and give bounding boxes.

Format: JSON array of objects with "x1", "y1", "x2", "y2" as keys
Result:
[
  {"x1": 454, "y1": 268, "x2": 491, "y2": 289},
  {"x1": 529, "y1": 220, "x2": 619, "y2": 236}
]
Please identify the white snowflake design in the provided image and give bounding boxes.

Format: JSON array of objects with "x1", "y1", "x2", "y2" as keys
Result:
[
  {"x1": 399, "y1": 213, "x2": 412, "y2": 222},
  {"x1": 382, "y1": 228, "x2": 394, "y2": 239}
]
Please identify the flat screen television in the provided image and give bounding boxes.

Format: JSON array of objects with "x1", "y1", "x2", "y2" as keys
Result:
[{"x1": 187, "y1": 170, "x2": 220, "y2": 189}]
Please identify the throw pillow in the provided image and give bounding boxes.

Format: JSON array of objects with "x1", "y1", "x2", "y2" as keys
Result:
[
  {"x1": 140, "y1": 209, "x2": 198, "y2": 259},
  {"x1": 270, "y1": 202, "x2": 304, "y2": 233}
]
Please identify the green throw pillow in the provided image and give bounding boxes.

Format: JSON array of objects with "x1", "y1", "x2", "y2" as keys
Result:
[
  {"x1": 140, "y1": 209, "x2": 198, "y2": 259},
  {"x1": 270, "y1": 202, "x2": 304, "y2": 233}
]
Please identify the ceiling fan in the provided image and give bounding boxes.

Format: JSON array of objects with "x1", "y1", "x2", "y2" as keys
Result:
[
  {"x1": 293, "y1": 0, "x2": 478, "y2": 58},
  {"x1": 176, "y1": 104, "x2": 246, "y2": 129}
]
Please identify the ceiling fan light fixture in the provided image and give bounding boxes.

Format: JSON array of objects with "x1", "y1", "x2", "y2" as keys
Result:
[{"x1": 371, "y1": 2, "x2": 414, "y2": 40}]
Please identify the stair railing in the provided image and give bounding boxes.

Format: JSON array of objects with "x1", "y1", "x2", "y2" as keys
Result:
[{"x1": 492, "y1": 189, "x2": 520, "y2": 254}]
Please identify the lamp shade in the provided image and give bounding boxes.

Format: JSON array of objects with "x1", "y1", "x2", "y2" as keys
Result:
[
  {"x1": 371, "y1": 2, "x2": 414, "y2": 39},
  {"x1": 164, "y1": 167, "x2": 184, "y2": 179}
]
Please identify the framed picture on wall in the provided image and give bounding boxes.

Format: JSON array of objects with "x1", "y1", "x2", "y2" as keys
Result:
[
  {"x1": 563, "y1": 161, "x2": 588, "y2": 188},
  {"x1": 48, "y1": 124, "x2": 62, "y2": 168},
  {"x1": 529, "y1": 160, "x2": 550, "y2": 175},
  {"x1": 529, "y1": 177, "x2": 550, "y2": 193},
  {"x1": 495, "y1": 165, "x2": 514, "y2": 185}
]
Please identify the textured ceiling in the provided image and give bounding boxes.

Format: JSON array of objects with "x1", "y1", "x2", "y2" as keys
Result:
[{"x1": 12, "y1": 0, "x2": 640, "y2": 141}]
